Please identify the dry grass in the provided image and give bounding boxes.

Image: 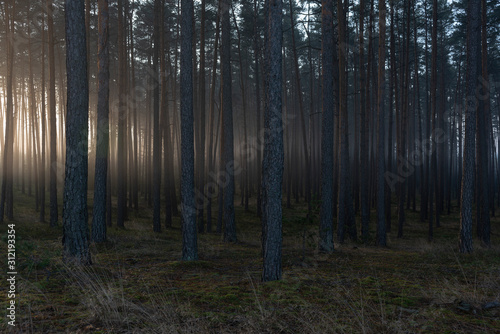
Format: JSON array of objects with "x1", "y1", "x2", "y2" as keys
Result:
[{"x1": 1, "y1": 191, "x2": 499, "y2": 333}]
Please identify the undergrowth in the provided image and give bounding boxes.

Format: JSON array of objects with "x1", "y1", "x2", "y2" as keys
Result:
[{"x1": 1, "y1": 191, "x2": 499, "y2": 333}]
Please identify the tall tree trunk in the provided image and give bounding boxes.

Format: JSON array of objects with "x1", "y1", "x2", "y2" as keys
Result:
[
  {"x1": 428, "y1": 0, "x2": 439, "y2": 240},
  {"x1": 48, "y1": 0, "x2": 59, "y2": 227},
  {"x1": 253, "y1": 0, "x2": 263, "y2": 217},
  {"x1": 207, "y1": 6, "x2": 220, "y2": 232},
  {"x1": 359, "y1": 0, "x2": 370, "y2": 242},
  {"x1": 221, "y1": 0, "x2": 236, "y2": 242},
  {"x1": 397, "y1": 0, "x2": 411, "y2": 238},
  {"x1": 414, "y1": 3, "x2": 425, "y2": 222},
  {"x1": 129, "y1": 2, "x2": 139, "y2": 211},
  {"x1": 153, "y1": 0, "x2": 161, "y2": 233},
  {"x1": 116, "y1": 0, "x2": 128, "y2": 228},
  {"x1": 92, "y1": 0, "x2": 109, "y2": 243},
  {"x1": 161, "y1": 0, "x2": 173, "y2": 229},
  {"x1": 288, "y1": 0, "x2": 311, "y2": 212},
  {"x1": 0, "y1": 0, "x2": 14, "y2": 222},
  {"x1": 376, "y1": 0, "x2": 387, "y2": 247},
  {"x1": 459, "y1": 0, "x2": 481, "y2": 253},
  {"x1": 262, "y1": 0, "x2": 283, "y2": 282},
  {"x1": 337, "y1": 0, "x2": 356, "y2": 242},
  {"x1": 232, "y1": 11, "x2": 249, "y2": 213},
  {"x1": 197, "y1": 0, "x2": 207, "y2": 232},
  {"x1": 28, "y1": 6, "x2": 40, "y2": 208},
  {"x1": 319, "y1": 0, "x2": 335, "y2": 252},
  {"x1": 180, "y1": 0, "x2": 198, "y2": 260},
  {"x1": 40, "y1": 11, "x2": 47, "y2": 223},
  {"x1": 63, "y1": 0, "x2": 91, "y2": 265},
  {"x1": 478, "y1": 0, "x2": 490, "y2": 247}
]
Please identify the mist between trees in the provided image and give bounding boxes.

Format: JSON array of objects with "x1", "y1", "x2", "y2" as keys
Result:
[{"x1": 0, "y1": 0, "x2": 499, "y2": 280}]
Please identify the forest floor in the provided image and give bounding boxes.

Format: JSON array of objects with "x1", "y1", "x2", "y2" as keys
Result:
[{"x1": 1, "y1": 191, "x2": 500, "y2": 333}]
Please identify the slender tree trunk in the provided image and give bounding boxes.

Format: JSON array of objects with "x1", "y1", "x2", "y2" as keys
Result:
[
  {"x1": 478, "y1": 0, "x2": 490, "y2": 247},
  {"x1": 376, "y1": 0, "x2": 387, "y2": 247},
  {"x1": 366, "y1": 0, "x2": 374, "y2": 213},
  {"x1": 161, "y1": 0, "x2": 173, "y2": 229},
  {"x1": 153, "y1": 0, "x2": 161, "y2": 233},
  {"x1": 336, "y1": 0, "x2": 356, "y2": 242},
  {"x1": 47, "y1": 0, "x2": 59, "y2": 227},
  {"x1": 197, "y1": 0, "x2": 207, "y2": 231},
  {"x1": 129, "y1": 2, "x2": 139, "y2": 211},
  {"x1": 28, "y1": 8, "x2": 40, "y2": 209},
  {"x1": 253, "y1": 0, "x2": 263, "y2": 217},
  {"x1": 359, "y1": 0, "x2": 370, "y2": 242},
  {"x1": 63, "y1": 0, "x2": 91, "y2": 265},
  {"x1": 232, "y1": 11, "x2": 249, "y2": 213},
  {"x1": 428, "y1": 0, "x2": 439, "y2": 240},
  {"x1": 181, "y1": 0, "x2": 198, "y2": 260},
  {"x1": 397, "y1": 0, "x2": 411, "y2": 238},
  {"x1": 221, "y1": 0, "x2": 236, "y2": 242},
  {"x1": 40, "y1": 12, "x2": 47, "y2": 223},
  {"x1": 262, "y1": 0, "x2": 283, "y2": 282},
  {"x1": 0, "y1": 1, "x2": 14, "y2": 222},
  {"x1": 116, "y1": 0, "x2": 128, "y2": 228},
  {"x1": 289, "y1": 0, "x2": 311, "y2": 212},
  {"x1": 92, "y1": 0, "x2": 109, "y2": 243},
  {"x1": 319, "y1": 0, "x2": 334, "y2": 252},
  {"x1": 460, "y1": 0, "x2": 481, "y2": 253},
  {"x1": 207, "y1": 6, "x2": 220, "y2": 232}
]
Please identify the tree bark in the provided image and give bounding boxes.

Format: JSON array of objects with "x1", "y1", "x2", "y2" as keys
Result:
[
  {"x1": 262, "y1": 0, "x2": 283, "y2": 282},
  {"x1": 376, "y1": 0, "x2": 387, "y2": 247},
  {"x1": 47, "y1": 0, "x2": 59, "y2": 227},
  {"x1": 460, "y1": 0, "x2": 481, "y2": 253},
  {"x1": 319, "y1": 0, "x2": 335, "y2": 252},
  {"x1": 221, "y1": 0, "x2": 237, "y2": 242},
  {"x1": 153, "y1": 0, "x2": 161, "y2": 233},
  {"x1": 181, "y1": 0, "x2": 198, "y2": 260},
  {"x1": 116, "y1": 0, "x2": 128, "y2": 228},
  {"x1": 63, "y1": 0, "x2": 91, "y2": 265},
  {"x1": 0, "y1": 0, "x2": 14, "y2": 223},
  {"x1": 92, "y1": 0, "x2": 109, "y2": 243}
]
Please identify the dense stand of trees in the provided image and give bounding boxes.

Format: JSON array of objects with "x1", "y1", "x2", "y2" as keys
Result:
[{"x1": 1, "y1": 0, "x2": 500, "y2": 280}]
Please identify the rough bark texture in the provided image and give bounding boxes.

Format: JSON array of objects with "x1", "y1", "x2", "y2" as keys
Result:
[
  {"x1": 181, "y1": 0, "x2": 198, "y2": 261},
  {"x1": 153, "y1": 0, "x2": 161, "y2": 233},
  {"x1": 376, "y1": 0, "x2": 387, "y2": 247},
  {"x1": 207, "y1": 6, "x2": 220, "y2": 232},
  {"x1": 397, "y1": 0, "x2": 411, "y2": 238},
  {"x1": 116, "y1": 0, "x2": 127, "y2": 228},
  {"x1": 262, "y1": 0, "x2": 283, "y2": 282},
  {"x1": 254, "y1": 0, "x2": 262, "y2": 218},
  {"x1": 478, "y1": 0, "x2": 490, "y2": 247},
  {"x1": 0, "y1": 0, "x2": 14, "y2": 223},
  {"x1": 429, "y1": 0, "x2": 439, "y2": 239},
  {"x1": 289, "y1": 0, "x2": 311, "y2": 212},
  {"x1": 460, "y1": 0, "x2": 481, "y2": 254},
  {"x1": 221, "y1": 0, "x2": 237, "y2": 242},
  {"x1": 92, "y1": 0, "x2": 109, "y2": 243},
  {"x1": 197, "y1": 0, "x2": 207, "y2": 233},
  {"x1": 63, "y1": 0, "x2": 91, "y2": 265},
  {"x1": 319, "y1": 0, "x2": 334, "y2": 253},
  {"x1": 337, "y1": 0, "x2": 356, "y2": 243},
  {"x1": 359, "y1": 0, "x2": 370, "y2": 242},
  {"x1": 161, "y1": 0, "x2": 173, "y2": 229}
]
